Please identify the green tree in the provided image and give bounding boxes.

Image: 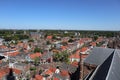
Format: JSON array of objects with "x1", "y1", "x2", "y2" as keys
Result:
[
  {"x1": 28, "y1": 39, "x2": 34, "y2": 42},
  {"x1": 68, "y1": 39, "x2": 74, "y2": 43},
  {"x1": 39, "y1": 69, "x2": 43, "y2": 75},
  {"x1": 34, "y1": 47, "x2": 43, "y2": 53},
  {"x1": 53, "y1": 51, "x2": 69, "y2": 63},
  {"x1": 34, "y1": 57, "x2": 40, "y2": 66},
  {"x1": 46, "y1": 41, "x2": 50, "y2": 45},
  {"x1": 30, "y1": 67, "x2": 36, "y2": 71},
  {"x1": 93, "y1": 35, "x2": 98, "y2": 41}
]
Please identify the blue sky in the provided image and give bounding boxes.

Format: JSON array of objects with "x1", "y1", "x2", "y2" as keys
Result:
[{"x1": 0, "y1": 0, "x2": 120, "y2": 30}]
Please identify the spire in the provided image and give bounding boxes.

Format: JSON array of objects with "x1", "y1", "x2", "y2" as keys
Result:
[{"x1": 6, "y1": 68, "x2": 16, "y2": 80}]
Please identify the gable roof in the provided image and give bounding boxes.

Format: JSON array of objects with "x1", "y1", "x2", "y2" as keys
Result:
[
  {"x1": 84, "y1": 47, "x2": 120, "y2": 80},
  {"x1": 81, "y1": 47, "x2": 88, "y2": 52},
  {"x1": 53, "y1": 77, "x2": 59, "y2": 80},
  {"x1": 90, "y1": 42, "x2": 96, "y2": 46},
  {"x1": 60, "y1": 70, "x2": 69, "y2": 76},
  {"x1": 90, "y1": 51, "x2": 114, "y2": 80},
  {"x1": 29, "y1": 52, "x2": 42, "y2": 59},
  {"x1": 35, "y1": 75, "x2": 43, "y2": 80},
  {"x1": 84, "y1": 47, "x2": 114, "y2": 65},
  {"x1": 47, "y1": 36, "x2": 52, "y2": 39},
  {"x1": 44, "y1": 69, "x2": 53, "y2": 75},
  {"x1": 4, "y1": 51, "x2": 20, "y2": 57},
  {"x1": 70, "y1": 53, "x2": 80, "y2": 59},
  {"x1": 105, "y1": 50, "x2": 120, "y2": 80}
]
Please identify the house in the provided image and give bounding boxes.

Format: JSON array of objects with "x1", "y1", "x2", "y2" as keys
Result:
[
  {"x1": 4, "y1": 50, "x2": 20, "y2": 57},
  {"x1": 35, "y1": 75, "x2": 45, "y2": 80},
  {"x1": 84, "y1": 47, "x2": 120, "y2": 80},
  {"x1": 60, "y1": 70, "x2": 69, "y2": 78},
  {"x1": 80, "y1": 47, "x2": 89, "y2": 54},
  {"x1": 53, "y1": 70, "x2": 70, "y2": 80},
  {"x1": 61, "y1": 46, "x2": 68, "y2": 51},
  {"x1": 13, "y1": 63, "x2": 30, "y2": 71},
  {"x1": 69, "y1": 48, "x2": 89, "y2": 62},
  {"x1": 70, "y1": 49, "x2": 80, "y2": 62},
  {"x1": 79, "y1": 40, "x2": 84, "y2": 47},
  {"x1": 40, "y1": 52, "x2": 53, "y2": 63},
  {"x1": 71, "y1": 60, "x2": 79, "y2": 67},
  {"x1": 46, "y1": 36, "x2": 52, "y2": 40},
  {"x1": 0, "y1": 45, "x2": 8, "y2": 52},
  {"x1": 53, "y1": 77, "x2": 59, "y2": 80},
  {"x1": 26, "y1": 52, "x2": 42, "y2": 62},
  {"x1": 69, "y1": 53, "x2": 80, "y2": 62},
  {"x1": 42, "y1": 68, "x2": 54, "y2": 80},
  {"x1": 0, "y1": 38, "x2": 4, "y2": 46},
  {"x1": 90, "y1": 42, "x2": 96, "y2": 48},
  {"x1": 0, "y1": 67, "x2": 22, "y2": 80}
]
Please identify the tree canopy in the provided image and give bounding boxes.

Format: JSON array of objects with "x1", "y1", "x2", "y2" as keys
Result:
[
  {"x1": 53, "y1": 51, "x2": 69, "y2": 63},
  {"x1": 34, "y1": 47, "x2": 43, "y2": 53}
]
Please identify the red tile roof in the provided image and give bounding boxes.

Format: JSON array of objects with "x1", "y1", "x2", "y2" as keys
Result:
[
  {"x1": 4, "y1": 51, "x2": 19, "y2": 56},
  {"x1": 90, "y1": 42, "x2": 96, "y2": 46},
  {"x1": 44, "y1": 69, "x2": 53, "y2": 75},
  {"x1": 49, "y1": 67, "x2": 56, "y2": 72},
  {"x1": 0, "y1": 45, "x2": 7, "y2": 49},
  {"x1": 53, "y1": 77, "x2": 59, "y2": 80},
  {"x1": 0, "y1": 60, "x2": 2, "y2": 64},
  {"x1": 47, "y1": 36, "x2": 52, "y2": 39},
  {"x1": 61, "y1": 46, "x2": 67, "y2": 50},
  {"x1": 81, "y1": 47, "x2": 88, "y2": 52},
  {"x1": 60, "y1": 70, "x2": 69, "y2": 76},
  {"x1": 71, "y1": 61, "x2": 78, "y2": 67},
  {"x1": 69, "y1": 53, "x2": 80, "y2": 59},
  {"x1": 29, "y1": 52, "x2": 42, "y2": 59},
  {"x1": 35, "y1": 75, "x2": 43, "y2": 80},
  {"x1": 0, "y1": 68, "x2": 21, "y2": 78},
  {"x1": 79, "y1": 40, "x2": 84, "y2": 44},
  {"x1": 13, "y1": 68, "x2": 21, "y2": 74},
  {"x1": 0, "y1": 71, "x2": 6, "y2": 78}
]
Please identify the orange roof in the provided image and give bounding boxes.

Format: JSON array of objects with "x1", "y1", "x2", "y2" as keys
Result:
[
  {"x1": 0, "y1": 68, "x2": 21, "y2": 78},
  {"x1": 0, "y1": 45, "x2": 7, "y2": 49},
  {"x1": 53, "y1": 77, "x2": 59, "y2": 80},
  {"x1": 60, "y1": 70, "x2": 69, "y2": 76},
  {"x1": 49, "y1": 67, "x2": 56, "y2": 72},
  {"x1": 44, "y1": 69, "x2": 53, "y2": 75},
  {"x1": 0, "y1": 70, "x2": 6, "y2": 78},
  {"x1": 17, "y1": 42, "x2": 24, "y2": 47},
  {"x1": 79, "y1": 40, "x2": 84, "y2": 44},
  {"x1": 47, "y1": 36, "x2": 52, "y2": 39},
  {"x1": 0, "y1": 60, "x2": 2, "y2": 64},
  {"x1": 13, "y1": 68, "x2": 21, "y2": 74},
  {"x1": 76, "y1": 50, "x2": 80, "y2": 54},
  {"x1": 70, "y1": 53, "x2": 80, "y2": 59},
  {"x1": 81, "y1": 47, "x2": 88, "y2": 52},
  {"x1": 4, "y1": 51, "x2": 19, "y2": 56},
  {"x1": 71, "y1": 61, "x2": 78, "y2": 67},
  {"x1": 61, "y1": 46, "x2": 67, "y2": 50},
  {"x1": 90, "y1": 42, "x2": 96, "y2": 46},
  {"x1": 29, "y1": 52, "x2": 42, "y2": 59},
  {"x1": 35, "y1": 75, "x2": 43, "y2": 80}
]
